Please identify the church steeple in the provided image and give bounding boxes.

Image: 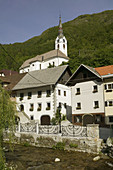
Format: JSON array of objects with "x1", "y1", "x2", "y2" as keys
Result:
[
  {"x1": 55, "y1": 16, "x2": 67, "y2": 56},
  {"x1": 58, "y1": 15, "x2": 63, "y2": 38}
]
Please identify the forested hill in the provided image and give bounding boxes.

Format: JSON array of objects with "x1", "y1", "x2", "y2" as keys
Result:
[{"x1": 1, "y1": 10, "x2": 113, "y2": 73}]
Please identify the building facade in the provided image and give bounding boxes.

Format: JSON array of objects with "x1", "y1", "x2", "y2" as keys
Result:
[
  {"x1": 13, "y1": 65, "x2": 72, "y2": 125},
  {"x1": 67, "y1": 64, "x2": 105, "y2": 126}
]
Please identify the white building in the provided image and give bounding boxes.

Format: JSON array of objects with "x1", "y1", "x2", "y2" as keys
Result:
[
  {"x1": 66, "y1": 64, "x2": 105, "y2": 126},
  {"x1": 13, "y1": 65, "x2": 72, "y2": 125},
  {"x1": 19, "y1": 17, "x2": 68, "y2": 73},
  {"x1": 95, "y1": 65, "x2": 113, "y2": 125}
]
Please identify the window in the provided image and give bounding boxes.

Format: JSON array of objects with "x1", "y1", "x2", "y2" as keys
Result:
[
  {"x1": 32, "y1": 64, "x2": 34, "y2": 66},
  {"x1": 94, "y1": 101, "x2": 99, "y2": 109},
  {"x1": 29, "y1": 104, "x2": 34, "y2": 111},
  {"x1": 46, "y1": 90, "x2": 51, "y2": 97},
  {"x1": 37, "y1": 91, "x2": 42, "y2": 98},
  {"x1": 109, "y1": 101, "x2": 113, "y2": 106},
  {"x1": 28, "y1": 92, "x2": 32, "y2": 99},
  {"x1": 37, "y1": 103, "x2": 42, "y2": 111},
  {"x1": 20, "y1": 93, "x2": 24, "y2": 101},
  {"x1": 40, "y1": 64, "x2": 41, "y2": 70},
  {"x1": 104, "y1": 83, "x2": 113, "y2": 92},
  {"x1": 76, "y1": 88, "x2": 80, "y2": 95},
  {"x1": 58, "y1": 90, "x2": 61, "y2": 95},
  {"x1": 63, "y1": 44, "x2": 65, "y2": 49},
  {"x1": 105, "y1": 101, "x2": 113, "y2": 107},
  {"x1": 46, "y1": 103, "x2": 51, "y2": 110},
  {"x1": 109, "y1": 116, "x2": 113, "y2": 122},
  {"x1": 64, "y1": 91, "x2": 66, "y2": 96},
  {"x1": 57, "y1": 44, "x2": 59, "y2": 49},
  {"x1": 30, "y1": 115, "x2": 34, "y2": 120},
  {"x1": 93, "y1": 85, "x2": 98, "y2": 93},
  {"x1": 53, "y1": 62, "x2": 55, "y2": 67},
  {"x1": 59, "y1": 102, "x2": 62, "y2": 108},
  {"x1": 105, "y1": 101, "x2": 107, "y2": 107},
  {"x1": 20, "y1": 104, "x2": 24, "y2": 111},
  {"x1": 63, "y1": 39, "x2": 65, "y2": 43},
  {"x1": 76, "y1": 103, "x2": 81, "y2": 110},
  {"x1": 108, "y1": 84, "x2": 112, "y2": 89}
]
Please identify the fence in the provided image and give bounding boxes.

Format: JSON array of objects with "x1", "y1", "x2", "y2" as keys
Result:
[{"x1": 16, "y1": 123, "x2": 87, "y2": 137}]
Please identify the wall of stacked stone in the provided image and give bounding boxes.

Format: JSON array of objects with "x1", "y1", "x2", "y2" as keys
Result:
[{"x1": 3, "y1": 124, "x2": 102, "y2": 154}]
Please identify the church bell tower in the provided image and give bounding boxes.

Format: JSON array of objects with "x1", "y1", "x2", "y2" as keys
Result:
[{"x1": 55, "y1": 16, "x2": 67, "y2": 56}]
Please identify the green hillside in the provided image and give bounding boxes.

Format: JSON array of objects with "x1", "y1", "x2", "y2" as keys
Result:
[{"x1": 1, "y1": 10, "x2": 113, "y2": 72}]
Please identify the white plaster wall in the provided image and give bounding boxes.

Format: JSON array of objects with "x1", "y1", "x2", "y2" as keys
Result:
[
  {"x1": 29, "y1": 61, "x2": 41, "y2": 71},
  {"x1": 16, "y1": 86, "x2": 54, "y2": 124},
  {"x1": 15, "y1": 84, "x2": 71, "y2": 123},
  {"x1": 19, "y1": 57, "x2": 68, "y2": 73},
  {"x1": 19, "y1": 66, "x2": 30, "y2": 73},
  {"x1": 43, "y1": 58, "x2": 68, "y2": 69},
  {"x1": 55, "y1": 84, "x2": 71, "y2": 115},
  {"x1": 71, "y1": 80, "x2": 104, "y2": 115}
]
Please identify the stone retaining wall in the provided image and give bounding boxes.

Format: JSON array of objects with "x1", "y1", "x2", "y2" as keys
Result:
[{"x1": 4, "y1": 124, "x2": 102, "y2": 154}]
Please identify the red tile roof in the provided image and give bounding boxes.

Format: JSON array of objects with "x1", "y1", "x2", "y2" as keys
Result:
[{"x1": 95, "y1": 65, "x2": 113, "y2": 76}]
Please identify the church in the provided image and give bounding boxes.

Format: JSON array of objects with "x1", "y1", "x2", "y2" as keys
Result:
[{"x1": 19, "y1": 16, "x2": 69, "y2": 73}]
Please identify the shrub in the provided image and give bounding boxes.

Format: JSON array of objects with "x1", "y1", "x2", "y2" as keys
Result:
[
  {"x1": 69, "y1": 143, "x2": 78, "y2": 148},
  {"x1": 52, "y1": 142, "x2": 65, "y2": 150}
]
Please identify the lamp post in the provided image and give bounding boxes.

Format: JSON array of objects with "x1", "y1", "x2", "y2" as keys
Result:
[{"x1": 58, "y1": 105, "x2": 61, "y2": 133}]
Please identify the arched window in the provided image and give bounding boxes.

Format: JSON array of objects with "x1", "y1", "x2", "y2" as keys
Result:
[
  {"x1": 63, "y1": 44, "x2": 65, "y2": 49},
  {"x1": 20, "y1": 104, "x2": 24, "y2": 112},
  {"x1": 63, "y1": 39, "x2": 65, "y2": 43},
  {"x1": 57, "y1": 44, "x2": 59, "y2": 49}
]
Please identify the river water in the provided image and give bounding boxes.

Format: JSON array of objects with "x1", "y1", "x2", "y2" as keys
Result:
[{"x1": 4, "y1": 144, "x2": 113, "y2": 170}]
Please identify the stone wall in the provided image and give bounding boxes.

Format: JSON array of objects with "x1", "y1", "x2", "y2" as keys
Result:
[{"x1": 4, "y1": 124, "x2": 102, "y2": 154}]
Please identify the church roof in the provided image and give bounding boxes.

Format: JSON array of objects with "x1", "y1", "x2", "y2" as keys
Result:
[
  {"x1": 13, "y1": 65, "x2": 69, "y2": 90},
  {"x1": 20, "y1": 49, "x2": 69, "y2": 69}
]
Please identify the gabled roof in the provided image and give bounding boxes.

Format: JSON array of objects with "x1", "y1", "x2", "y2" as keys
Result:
[
  {"x1": 13, "y1": 65, "x2": 69, "y2": 91},
  {"x1": 0, "y1": 73, "x2": 26, "y2": 91},
  {"x1": 66, "y1": 64, "x2": 102, "y2": 85},
  {"x1": 20, "y1": 49, "x2": 69, "y2": 69},
  {"x1": 95, "y1": 65, "x2": 113, "y2": 76}
]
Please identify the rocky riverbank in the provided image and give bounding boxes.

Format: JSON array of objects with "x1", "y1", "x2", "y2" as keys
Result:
[{"x1": 4, "y1": 143, "x2": 113, "y2": 170}]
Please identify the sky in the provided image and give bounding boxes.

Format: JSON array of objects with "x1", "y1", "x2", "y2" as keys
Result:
[{"x1": 0, "y1": 0, "x2": 113, "y2": 44}]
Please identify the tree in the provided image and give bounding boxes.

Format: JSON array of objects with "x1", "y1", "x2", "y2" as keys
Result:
[{"x1": 0, "y1": 85, "x2": 16, "y2": 169}]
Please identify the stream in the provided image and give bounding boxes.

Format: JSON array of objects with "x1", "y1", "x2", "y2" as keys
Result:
[{"x1": 4, "y1": 143, "x2": 113, "y2": 170}]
